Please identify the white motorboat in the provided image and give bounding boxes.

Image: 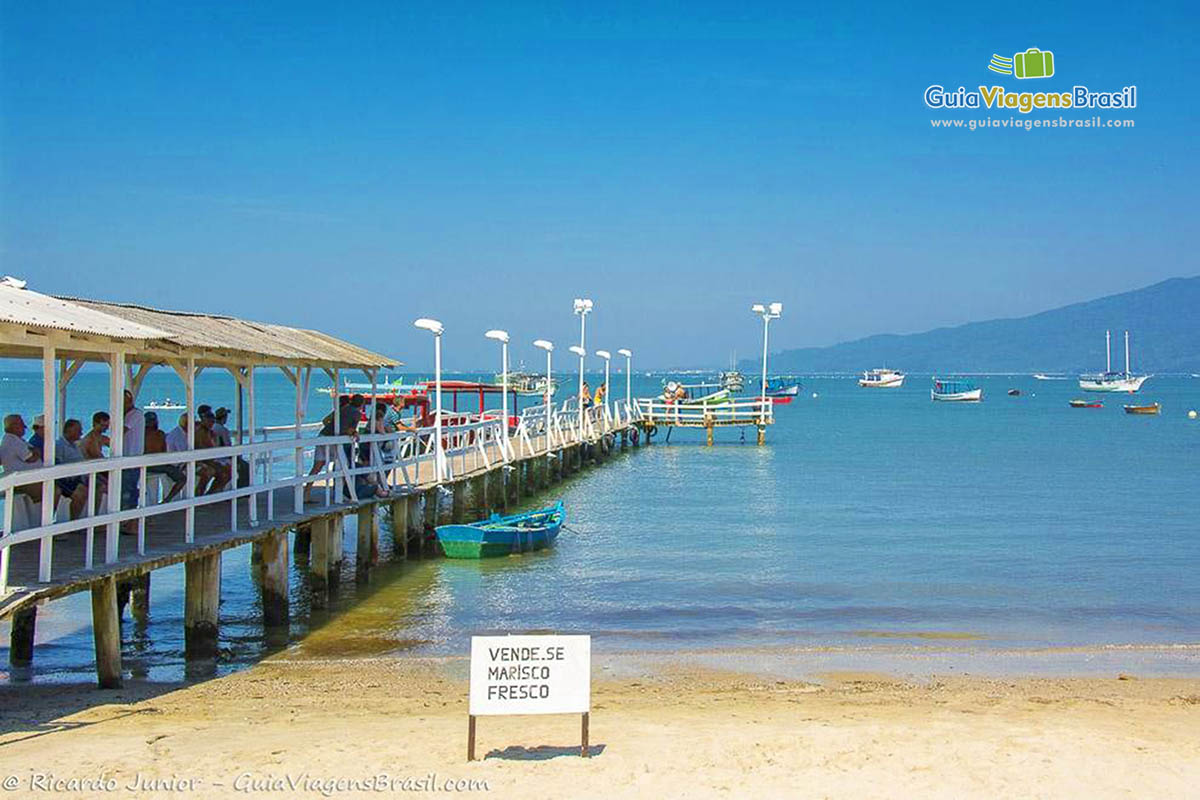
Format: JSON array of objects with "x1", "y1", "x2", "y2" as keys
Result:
[{"x1": 859, "y1": 368, "x2": 905, "y2": 388}]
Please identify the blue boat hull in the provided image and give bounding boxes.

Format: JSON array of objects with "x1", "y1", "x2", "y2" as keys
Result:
[{"x1": 436, "y1": 502, "x2": 565, "y2": 559}]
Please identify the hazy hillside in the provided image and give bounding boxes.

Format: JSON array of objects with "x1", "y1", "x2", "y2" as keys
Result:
[{"x1": 754, "y1": 276, "x2": 1200, "y2": 374}]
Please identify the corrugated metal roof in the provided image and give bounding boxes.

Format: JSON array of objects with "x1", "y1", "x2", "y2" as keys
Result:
[
  {"x1": 0, "y1": 280, "x2": 170, "y2": 339},
  {"x1": 62, "y1": 297, "x2": 398, "y2": 368}
]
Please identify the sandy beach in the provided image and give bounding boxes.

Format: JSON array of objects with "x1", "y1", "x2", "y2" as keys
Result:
[{"x1": 2, "y1": 654, "x2": 1198, "y2": 799}]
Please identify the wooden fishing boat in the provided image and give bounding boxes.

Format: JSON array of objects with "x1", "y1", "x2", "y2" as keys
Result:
[
  {"x1": 765, "y1": 377, "x2": 801, "y2": 403},
  {"x1": 1069, "y1": 399, "x2": 1103, "y2": 408},
  {"x1": 436, "y1": 501, "x2": 565, "y2": 559},
  {"x1": 931, "y1": 378, "x2": 982, "y2": 402},
  {"x1": 1123, "y1": 402, "x2": 1160, "y2": 415}
]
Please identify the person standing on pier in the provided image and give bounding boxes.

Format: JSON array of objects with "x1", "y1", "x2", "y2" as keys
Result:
[
  {"x1": 121, "y1": 390, "x2": 145, "y2": 531},
  {"x1": 304, "y1": 394, "x2": 364, "y2": 501}
]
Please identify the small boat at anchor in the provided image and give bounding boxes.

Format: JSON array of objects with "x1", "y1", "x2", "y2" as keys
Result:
[
  {"x1": 931, "y1": 378, "x2": 982, "y2": 402},
  {"x1": 1069, "y1": 399, "x2": 1103, "y2": 409},
  {"x1": 1123, "y1": 403, "x2": 1160, "y2": 415},
  {"x1": 859, "y1": 368, "x2": 905, "y2": 388},
  {"x1": 145, "y1": 398, "x2": 186, "y2": 410},
  {"x1": 765, "y1": 377, "x2": 802, "y2": 404},
  {"x1": 436, "y1": 501, "x2": 565, "y2": 559}
]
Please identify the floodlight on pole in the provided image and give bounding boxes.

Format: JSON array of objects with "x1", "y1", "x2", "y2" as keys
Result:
[
  {"x1": 617, "y1": 348, "x2": 632, "y2": 410},
  {"x1": 485, "y1": 330, "x2": 510, "y2": 452},
  {"x1": 533, "y1": 339, "x2": 554, "y2": 453},
  {"x1": 413, "y1": 318, "x2": 446, "y2": 480},
  {"x1": 573, "y1": 298, "x2": 593, "y2": 438},
  {"x1": 751, "y1": 302, "x2": 783, "y2": 425}
]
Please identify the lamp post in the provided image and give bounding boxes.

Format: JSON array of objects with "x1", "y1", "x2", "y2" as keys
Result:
[
  {"x1": 533, "y1": 339, "x2": 554, "y2": 452},
  {"x1": 751, "y1": 303, "x2": 782, "y2": 425},
  {"x1": 617, "y1": 348, "x2": 632, "y2": 417},
  {"x1": 595, "y1": 350, "x2": 611, "y2": 426},
  {"x1": 573, "y1": 298, "x2": 593, "y2": 437},
  {"x1": 485, "y1": 329, "x2": 509, "y2": 454},
  {"x1": 569, "y1": 345, "x2": 587, "y2": 440},
  {"x1": 414, "y1": 318, "x2": 446, "y2": 480}
]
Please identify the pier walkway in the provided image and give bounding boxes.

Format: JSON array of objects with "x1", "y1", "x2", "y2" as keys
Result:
[{"x1": 0, "y1": 282, "x2": 644, "y2": 687}]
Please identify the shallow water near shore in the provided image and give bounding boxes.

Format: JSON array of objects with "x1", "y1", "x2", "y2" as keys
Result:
[{"x1": 2, "y1": 371, "x2": 1199, "y2": 682}]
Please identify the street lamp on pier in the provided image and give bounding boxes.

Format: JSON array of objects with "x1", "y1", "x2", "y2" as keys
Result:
[
  {"x1": 533, "y1": 339, "x2": 554, "y2": 452},
  {"x1": 413, "y1": 318, "x2": 446, "y2": 480},
  {"x1": 485, "y1": 329, "x2": 510, "y2": 454},
  {"x1": 750, "y1": 303, "x2": 782, "y2": 425}
]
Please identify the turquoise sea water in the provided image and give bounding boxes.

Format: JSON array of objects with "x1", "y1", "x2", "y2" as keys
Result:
[{"x1": 2, "y1": 369, "x2": 1199, "y2": 682}]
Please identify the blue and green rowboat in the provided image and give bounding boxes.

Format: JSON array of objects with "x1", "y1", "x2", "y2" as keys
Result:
[{"x1": 435, "y1": 501, "x2": 565, "y2": 559}]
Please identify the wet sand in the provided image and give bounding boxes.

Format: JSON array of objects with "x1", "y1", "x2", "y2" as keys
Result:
[{"x1": 1, "y1": 654, "x2": 1198, "y2": 799}]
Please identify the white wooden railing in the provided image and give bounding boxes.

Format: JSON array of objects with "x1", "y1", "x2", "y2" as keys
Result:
[
  {"x1": 1, "y1": 399, "x2": 644, "y2": 595},
  {"x1": 636, "y1": 397, "x2": 772, "y2": 426},
  {"x1": 0, "y1": 417, "x2": 508, "y2": 594}
]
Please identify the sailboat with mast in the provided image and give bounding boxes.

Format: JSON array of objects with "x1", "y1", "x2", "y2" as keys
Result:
[{"x1": 1079, "y1": 330, "x2": 1149, "y2": 393}]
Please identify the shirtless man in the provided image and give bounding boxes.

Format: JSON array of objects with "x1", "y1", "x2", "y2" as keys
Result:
[
  {"x1": 144, "y1": 411, "x2": 186, "y2": 502},
  {"x1": 78, "y1": 411, "x2": 111, "y2": 504},
  {"x1": 79, "y1": 412, "x2": 111, "y2": 460},
  {"x1": 194, "y1": 406, "x2": 231, "y2": 495}
]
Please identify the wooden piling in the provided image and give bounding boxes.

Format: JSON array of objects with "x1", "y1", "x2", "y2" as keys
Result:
[
  {"x1": 508, "y1": 463, "x2": 521, "y2": 505},
  {"x1": 423, "y1": 487, "x2": 438, "y2": 529},
  {"x1": 261, "y1": 529, "x2": 289, "y2": 628},
  {"x1": 407, "y1": 494, "x2": 424, "y2": 556},
  {"x1": 757, "y1": 425, "x2": 766, "y2": 445},
  {"x1": 131, "y1": 573, "x2": 150, "y2": 623},
  {"x1": 330, "y1": 515, "x2": 345, "y2": 572},
  {"x1": 91, "y1": 577, "x2": 122, "y2": 689},
  {"x1": 184, "y1": 552, "x2": 221, "y2": 660},
  {"x1": 472, "y1": 474, "x2": 489, "y2": 518},
  {"x1": 706, "y1": 422, "x2": 714, "y2": 447},
  {"x1": 356, "y1": 505, "x2": 377, "y2": 580},
  {"x1": 9, "y1": 606, "x2": 36, "y2": 668},
  {"x1": 310, "y1": 516, "x2": 331, "y2": 604},
  {"x1": 518, "y1": 460, "x2": 532, "y2": 496},
  {"x1": 294, "y1": 522, "x2": 312, "y2": 560},
  {"x1": 494, "y1": 466, "x2": 507, "y2": 510},
  {"x1": 450, "y1": 481, "x2": 466, "y2": 524},
  {"x1": 390, "y1": 497, "x2": 409, "y2": 558}
]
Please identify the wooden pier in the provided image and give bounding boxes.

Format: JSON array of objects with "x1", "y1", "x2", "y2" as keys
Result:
[{"x1": 0, "y1": 282, "x2": 646, "y2": 687}]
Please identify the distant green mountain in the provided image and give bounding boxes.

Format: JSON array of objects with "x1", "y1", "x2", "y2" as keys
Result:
[{"x1": 754, "y1": 276, "x2": 1200, "y2": 374}]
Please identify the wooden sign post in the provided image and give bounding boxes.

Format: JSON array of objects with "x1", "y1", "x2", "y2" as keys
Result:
[{"x1": 467, "y1": 634, "x2": 591, "y2": 761}]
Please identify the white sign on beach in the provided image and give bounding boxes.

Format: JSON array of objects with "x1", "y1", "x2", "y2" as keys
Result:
[{"x1": 468, "y1": 634, "x2": 591, "y2": 716}]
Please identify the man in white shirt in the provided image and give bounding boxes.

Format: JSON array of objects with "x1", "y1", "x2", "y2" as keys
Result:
[
  {"x1": 165, "y1": 414, "x2": 190, "y2": 453},
  {"x1": 122, "y1": 390, "x2": 145, "y2": 515},
  {"x1": 1, "y1": 414, "x2": 43, "y2": 502}
]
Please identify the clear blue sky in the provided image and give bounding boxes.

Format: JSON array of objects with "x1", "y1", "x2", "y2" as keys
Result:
[{"x1": 2, "y1": 1, "x2": 1196, "y2": 370}]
